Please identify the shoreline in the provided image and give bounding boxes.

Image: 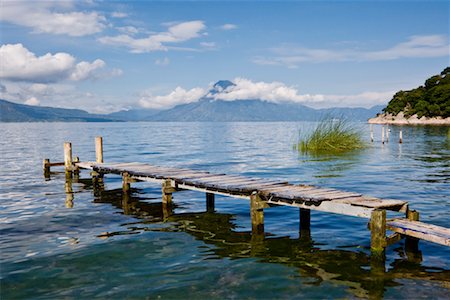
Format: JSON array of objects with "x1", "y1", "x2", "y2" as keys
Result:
[{"x1": 368, "y1": 112, "x2": 450, "y2": 125}]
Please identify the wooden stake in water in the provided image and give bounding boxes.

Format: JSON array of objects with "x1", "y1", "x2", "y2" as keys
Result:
[
  {"x1": 399, "y1": 129, "x2": 403, "y2": 144},
  {"x1": 381, "y1": 127, "x2": 385, "y2": 144},
  {"x1": 64, "y1": 142, "x2": 73, "y2": 172},
  {"x1": 370, "y1": 125, "x2": 374, "y2": 142},
  {"x1": 95, "y1": 136, "x2": 103, "y2": 163},
  {"x1": 43, "y1": 158, "x2": 50, "y2": 177}
]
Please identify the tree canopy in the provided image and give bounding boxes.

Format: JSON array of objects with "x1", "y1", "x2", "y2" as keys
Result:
[{"x1": 383, "y1": 67, "x2": 450, "y2": 118}]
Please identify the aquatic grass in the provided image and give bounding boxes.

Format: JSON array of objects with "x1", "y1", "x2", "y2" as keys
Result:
[{"x1": 295, "y1": 118, "x2": 367, "y2": 155}]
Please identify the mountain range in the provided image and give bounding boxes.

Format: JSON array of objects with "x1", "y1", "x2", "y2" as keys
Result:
[{"x1": 0, "y1": 80, "x2": 384, "y2": 122}]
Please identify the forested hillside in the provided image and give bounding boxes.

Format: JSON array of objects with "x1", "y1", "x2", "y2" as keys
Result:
[{"x1": 383, "y1": 67, "x2": 450, "y2": 118}]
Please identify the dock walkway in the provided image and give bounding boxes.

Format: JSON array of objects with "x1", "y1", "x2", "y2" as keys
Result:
[{"x1": 44, "y1": 137, "x2": 450, "y2": 256}]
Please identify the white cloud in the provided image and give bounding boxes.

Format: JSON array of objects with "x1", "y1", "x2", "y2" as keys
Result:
[
  {"x1": 69, "y1": 59, "x2": 106, "y2": 81},
  {"x1": 139, "y1": 86, "x2": 206, "y2": 109},
  {"x1": 117, "y1": 26, "x2": 139, "y2": 35},
  {"x1": 155, "y1": 57, "x2": 170, "y2": 66},
  {"x1": 221, "y1": 24, "x2": 238, "y2": 30},
  {"x1": 25, "y1": 97, "x2": 40, "y2": 106},
  {"x1": 98, "y1": 20, "x2": 206, "y2": 53},
  {"x1": 138, "y1": 78, "x2": 394, "y2": 109},
  {"x1": 208, "y1": 78, "x2": 324, "y2": 103},
  {"x1": 0, "y1": 44, "x2": 106, "y2": 83},
  {"x1": 0, "y1": 1, "x2": 106, "y2": 36},
  {"x1": 254, "y1": 35, "x2": 450, "y2": 68}
]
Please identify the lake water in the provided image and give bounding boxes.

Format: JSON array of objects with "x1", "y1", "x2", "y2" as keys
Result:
[{"x1": 1, "y1": 122, "x2": 449, "y2": 299}]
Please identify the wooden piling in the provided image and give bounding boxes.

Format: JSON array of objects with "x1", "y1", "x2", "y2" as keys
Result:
[
  {"x1": 206, "y1": 192, "x2": 215, "y2": 212},
  {"x1": 162, "y1": 179, "x2": 173, "y2": 206},
  {"x1": 381, "y1": 127, "x2": 385, "y2": 144},
  {"x1": 386, "y1": 126, "x2": 390, "y2": 143},
  {"x1": 250, "y1": 192, "x2": 265, "y2": 234},
  {"x1": 399, "y1": 130, "x2": 403, "y2": 144},
  {"x1": 95, "y1": 136, "x2": 103, "y2": 163},
  {"x1": 370, "y1": 209, "x2": 386, "y2": 255},
  {"x1": 122, "y1": 172, "x2": 131, "y2": 194},
  {"x1": 43, "y1": 159, "x2": 50, "y2": 177},
  {"x1": 405, "y1": 210, "x2": 420, "y2": 257},
  {"x1": 300, "y1": 208, "x2": 311, "y2": 230},
  {"x1": 65, "y1": 176, "x2": 74, "y2": 208},
  {"x1": 64, "y1": 142, "x2": 73, "y2": 172},
  {"x1": 370, "y1": 125, "x2": 374, "y2": 143}
]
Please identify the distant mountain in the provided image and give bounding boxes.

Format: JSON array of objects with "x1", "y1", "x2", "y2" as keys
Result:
[
  {"x1": 149, "y1": 98, "x2": 383, "y2": 122},
  {"x1": 0, "y1": 99, "x2": 118, "y2": 122},
  {"x1": 107, "y1": 108, "x2": 160, "y2": 121},
  {"x1": 1, "y1": 80, "x2": 386, "y2": 122}
]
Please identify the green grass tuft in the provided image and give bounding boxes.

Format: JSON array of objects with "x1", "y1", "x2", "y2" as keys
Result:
[{"x1": 295, "y1": 118, "x2": 367, "y2": 155}]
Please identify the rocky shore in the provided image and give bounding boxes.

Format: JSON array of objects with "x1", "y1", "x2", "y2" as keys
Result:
[{"x1": 368, "y1": 112, "x2": 450, "y2": 125}]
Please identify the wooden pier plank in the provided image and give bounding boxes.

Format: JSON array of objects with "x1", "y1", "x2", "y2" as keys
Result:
[
  {"x1": 387, "y1": 218, "x2": 450, "y2": 246},
  {"x1": 334, "y1": 196, "x2": 407, "y2": 210}
]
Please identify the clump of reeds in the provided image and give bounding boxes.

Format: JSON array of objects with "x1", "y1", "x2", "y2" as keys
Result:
[{"x1": 295, "y1": 118, "x2": 366, "y2": 154}]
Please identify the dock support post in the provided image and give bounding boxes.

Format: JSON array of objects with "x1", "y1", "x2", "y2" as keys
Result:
[
  {"x1": 399, "y1": 130, "x2": 403, "y2": 144},
  {"x1": 95, "y1": 136, "x2": 103, "y2": 163},
  {"x1": 64, "y1": 142, "x2": 73, "y2": 175},
  {"x1": 206, "y1": 192, "x2": 215, "y2": 213},
  {"x1": 122, "y1": 172, "x2": 131, "y2": 194},
  {"x1": 381, "y1": 127, "x2": 385, "y2": 144},
  {"x1": 370, "y1": 209, "x2": 386, "y2": 256},
  {"x1": 405, "y1": 210, "x2": 421, "y2": 261},
  {"x1": 370, "y1": 124, "x2": 374, "y2": 142},
  {"x1": 299, "y1": 208, "x2": 311, "y2": 240},
  {"x1": 386, "y1": 126, "x2": 390, "y2": 142},
  {"x1": 250, "y1": 192, "x2": 265, "y2": 235},
  {"x1": 65, "y1": 176, "x2": 74, "y2": 208},
  {"x1": 43, "y1": 158, "x2": 50, "y2": 178},
  {"x1": 162, "y1": 179, "x2": 174, "y2": 219}
]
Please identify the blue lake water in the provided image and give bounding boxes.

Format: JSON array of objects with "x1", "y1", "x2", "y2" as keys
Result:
[{"x1": 0, "y1": 122, "x2": 449, "y2": 299}]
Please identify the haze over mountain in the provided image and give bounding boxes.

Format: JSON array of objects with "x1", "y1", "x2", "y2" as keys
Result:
[{"x1": 1, "y1": 80, "x2": 384, "y2": 122}]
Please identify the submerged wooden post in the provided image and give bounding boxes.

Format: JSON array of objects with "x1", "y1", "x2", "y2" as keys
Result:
[
  {"x1": 65, "y1": 176, "x2": 74, "y2": 208},
  {"x1": 122, "y1": 172, "x2": 131, "y2": 194},
  {"x1": 64, "y1": 142, "x2": 73, "y2": 173},
  {"x1": 95, "y1": 136, "x2": 103, "y2": 163},
  {"x1": 299, "y1": 208, "x2": 311, "y2": 240},
  {"x1": 250, "y1": 192, "x2": 265, "y2": 235},
  {"x1": 206, "y1": 192, "x2": 215, "y2": 212},
  {"x1": 43, "y1": 158, "x2": 50, "y2": 178},
  {"x1": 405, "y1": 210, "x2": 421, "y2": 261},
  {"x1": 370, "y1": 125, "x2": 374, "y2": 143},
  {"x1": 399, "y1": 129, "x2": 403, "y2": 144},
  {"x1": 162, "y1": 179, "x2": 175, "y2": 219},
  {"x1": 370, "y1": 209, "x2": 387, "y2": 255},
  {"x1": 381, "y1": 127, "x2": 385, "y2": 144}
]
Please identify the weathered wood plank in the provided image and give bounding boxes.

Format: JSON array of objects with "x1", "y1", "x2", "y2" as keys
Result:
[
  {"x1": 387, "y1": 218, "x2": 450, "y2": 246},
  {"x1": 334, "y1": 196, "x2": 407, "y2": 209}
]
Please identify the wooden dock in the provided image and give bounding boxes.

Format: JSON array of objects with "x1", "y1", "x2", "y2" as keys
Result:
[{"x1": 44, "y1": 137, "x2": 450, "y2": 256}]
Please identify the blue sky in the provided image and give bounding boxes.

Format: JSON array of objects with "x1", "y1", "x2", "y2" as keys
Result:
[{"x1": 0, "y1": 0, "x2": 448, "y2": 113}]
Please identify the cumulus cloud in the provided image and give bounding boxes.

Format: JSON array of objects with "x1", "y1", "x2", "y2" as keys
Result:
[
  {"x1": 138, "y1": 78, "x2": 392, "y2": 109},
  {"x1": 0, "y1": 44, "x2": 106, "y2": 83},
  {"x1": 0, "y1": 1, "x2": 106, "y2": 36},
  {"x1": 208, "y1": 78, "x2": 324, "y2": 103},
  {"x1": 254, "y1": 35, "x2": 449, "y2": 68},
  {"x1": 139, "y1": 86, "x2": 206, "y2": 109},
  {"x1": 221, "y1": 24, "x2": 238, "y2": 30},
  {"x1": 25, "y1": 97, "x2": 40, "y2": 106},
  {"x1": 117, "y1": 26, "x2": 139, "y2": 35},
  {"x1": 69, "y1": 59, "x2": 106, "y2": 81},
  {"x1": 98, "y1": 20, "x2": 206, "y2": 53}
]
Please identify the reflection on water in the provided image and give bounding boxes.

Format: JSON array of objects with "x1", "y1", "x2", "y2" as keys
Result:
[
  {"x1": 1, "y1": 122, "x2": 449, "y2": 299},
  {"x1": 6, "y1": 173, "x2": 446, "y2": 299}
]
